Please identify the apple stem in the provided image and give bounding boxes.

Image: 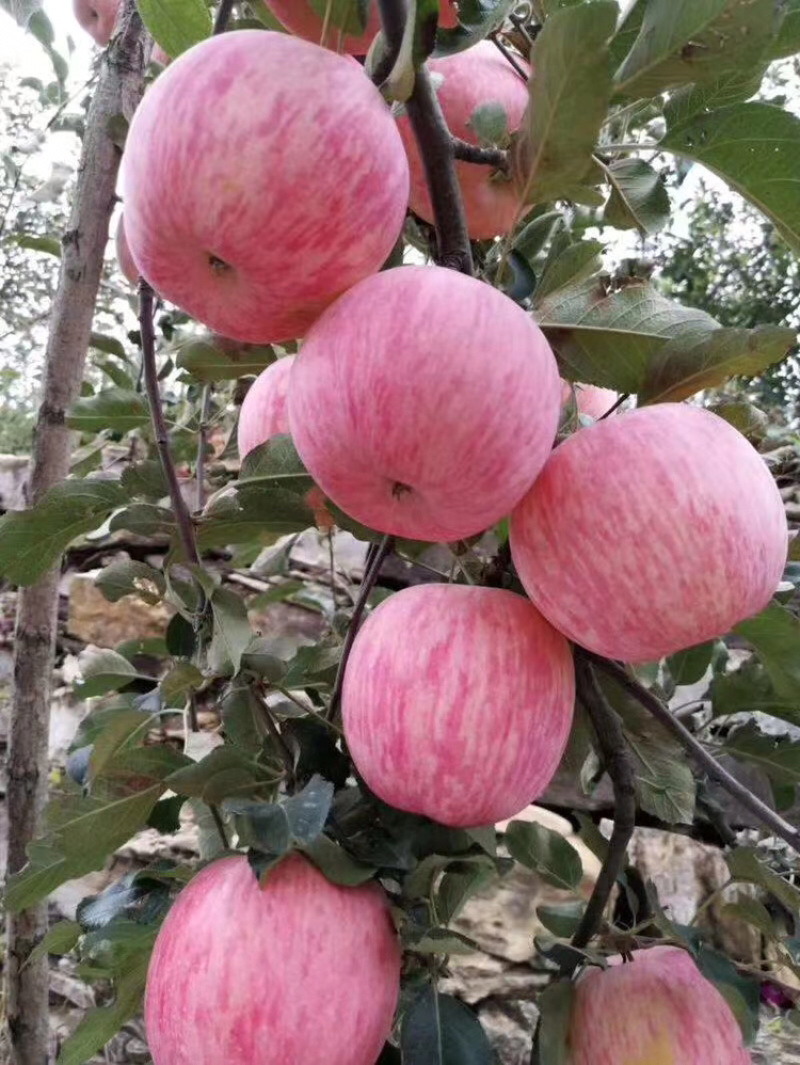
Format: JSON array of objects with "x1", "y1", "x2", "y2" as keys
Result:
[
  {"x1": 326, "y1": 534, "x2": 395, "y2": 723},
  {"x1": 452, "y1": 137, "x2": 509, "y2": 172},
  {"x1": 489, "y1": 32, "x2": 529, "y2": 82},
  {"x1": 376, "y1": 0, "x2": 473, "y2": 274},
  {"x1": 588, "y1": 650, "x2": 800, "y2": 854},
  {"x1": 212, "y1": 0, "x2": 235, "y2": 35},
  {"x1": 139, "y1": 279, "x2": 201, "y2": 566},
  {"x1": 571, "y1": 656, "x2": 637, "y2": 949}
]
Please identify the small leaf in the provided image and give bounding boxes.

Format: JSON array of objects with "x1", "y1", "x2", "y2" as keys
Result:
[
  {"x1": 401, "y1": 987, "x2": 494, "y2": 1065},
  {"x1": 120, "y1": 460, "x2": 168, "y2": 501},
  {"x1": 66, "y1": 388, "x2": 149, "y2": 432},
  {"x1": 166, "y1": 747, "x2": 267, "y2": 805},
  {"x1": 208, "y1": 585, "x2": 253, "y2": 676},
  {"x1": 27, "y1": 920, "x2": 81, "y2": 967},
  {"x1": 95, "y1": 560, "x2": 165, "y2": 605},
  {"x1": 505, "y1": 821, "x2": 583, "y2": 892},
  {"x1": 667, "y1": 642, "x2": 715, "y2": 688},
  {"x1": 734, "y1": 603, "x2": 800, "y2": 702},
  {"x1": 467, "y1": 100, "x2": 509, "y2": 146},
  {"x1": 720, "y1": 896, "x2": 777, "y2": 939},
  {"x1": 727, "y1": 847, "x2": 800, "y2": 913},
  {"x1": 301, "y1": 834, "x2": 377, "y2": 887},
  {"x1": 135, "y1": 0, "x2": 212, "y2": 57},
  {"x1": 536, "y1": 240, "x2": 603, "y2": 301},
  {"x1": 238, "y1": 435, "x2": 312, "y2": 492},
  {"x1": 603, "y1": 157, "x2": 670, "y2": 235},
  {"x1": 176, "y1": 336, "x2": 275, "y2": 382},
  {"x1": 307, "y1": 0, "x2": 369, "y2": 36},
  {"x1": 73, "y1": 648, "x2": 145, "y2": 699},
  {"x1": 719, "y1": 721, "x2": 800, "y2": 790},
  {"x1": 533, "y1": 979, "x2": 575, "y2": 1065},
  {"x1": 537, "y1": 900, "x2": 586, "y2": 938},
  {"x1": 434, "y1": 0, "x2": 516, "y2": 57}
]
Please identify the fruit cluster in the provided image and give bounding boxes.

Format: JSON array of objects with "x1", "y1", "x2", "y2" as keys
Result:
[{"x1": 73, "y1": 6, "x2": 777, "y2": 1063}]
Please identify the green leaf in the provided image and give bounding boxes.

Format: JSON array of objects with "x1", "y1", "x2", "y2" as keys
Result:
[
  {"x1": 537, "y1": 900, "x2": 586, "y2": 938},
  {"x1": 6, "y1": 785, "x2": 164, "y2": 911},
  {"x1": 533, "y1": 979, "x2": 575, "y2": 1065},
  {"x1": 14, "y1": 233, "x2": 61, "y2": 257},
  {"x1": 166, "y1": 746, "x2": 269, "y2": 804},
  {"x1": 695, "y1": 946, "x2": 761, "y2": 1045},
  {"x1": 160, "y1": 662, "x2": 204, "y2": 707},
  {"x1": 513, "y1": 2, "x2": 617, "y2": 206},
  {"x1": 73, "y1": 648, "x2": 144, "y2": 699},
  {"x1": 772, "y1": 0, "x2": 800, "y2": 58},
  {"x1": 238, "y1": 435, "x2": 312, "y2": 492},
  {"x1": 436, "y1": 863, "x2": 497, "y2": 924},
  {"x1": 109, "y1": 504, "x2": 176, "y2": 539},
  {"x1": 537, "y1": 276, "x2": 720, "y2": 393},
  {"x1": 434, "y1": 0, "x2": 517, "y2": 56},
  {"x1": 208, "y1": 585, "x2": 253, "y2": 675},
  {"x1": 228, "y1": 776, "x2": 334, "y2": 859},
  {"x1": 712, "y1": 658, "x2": 800, "y2": 729},
  {"x1": 602, "y1": 157, "x2": 670, "y2": 234},
  {"x1": 120, "y1": 460, "x2": 168, "y2": 501},
  {"x1": 67, "y1": 388, "x2": 150, "y2": 432},
  {"x1": 467, "y1": 101, "x2": 509, "y2": 146},
  {"x1": 720, "y1": 896, "x2": 777, "y2": 939},
  {"x1": 89, "y1": 332, "x2": 128, "y2": 360},
  {"x1": 27, "y1": 920, "x2": 82, "y2": 967},
  {"x1": 405, "y1": 927, "x2": 479, "y2": 955},
  {"x1": 197, "y1": 484, "x2": 315, "y2": 549},
  {"x1": 661, "y1": 103, "x2": 800, "y2": 255},
  {"x1": 667, "y1": 642, "x2": 715, "y2": 687},
  {"x1": 734, "y1": 603, "x2": 800, "y2": 701},
  {"x1": 135, "y1": 0, "x2": 212, "y2": 57},
  {"x1": 615, "y1": 0, "x2": 780, "y2": 99},
  {"x1": 307, "y1": 0, "x2": 370, "y2": 35},
  {"x1": 505, "y1": 821, "x2": 583, "y2": 891},
  {"x1": 535, "y1": 240, "x2": 603, "y2": 301},
  {"x1": 301, "y1": 833, "x2": 377, "y2": 887},
  {"x1": 639, "y1": 325, "x2": 795, "y2": 404},
  {"x1": 719, "y1": 721, "x2": 800, "y2": 789},
  {"x1": 176, "y1": 336, "x2": 275, "y2": 382},
  {"x1": 401, "y1": 987, "x2": 494, "y2": 1065},
  {"x1": 727, "y1": 846, "x2": 800, "y2": 913},
  {"x1": 0, "y1": 480, "x2": 126, "y2": 585},
  {"x1": 246, "y1": 0, "x2": 288, "y2": 30},
  {"x1": 95, "y1": 560, "x2": 165, "y2": 605}
]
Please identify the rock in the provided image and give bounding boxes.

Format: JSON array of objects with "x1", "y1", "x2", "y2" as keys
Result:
[
  {"x1": 67, "y1": 572, "x2": 173, "y2": 647},
  {"x1": 0, "y1": 454, "x2": 30, "y2": 511}
]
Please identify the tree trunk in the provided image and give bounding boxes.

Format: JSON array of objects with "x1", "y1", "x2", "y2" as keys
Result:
[{"x1": 3, "y1": 7, "x2": 148, "y2": 1062}]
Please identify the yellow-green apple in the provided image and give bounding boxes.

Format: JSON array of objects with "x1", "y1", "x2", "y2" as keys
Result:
[
  {"x1": 561, "y1": 380, "x2": 619, "y2": 420},
  {"x1": 145, "y1": 854, "x2": 400, "y2": 1065},
  {"x1": 289, "y1": 265, "x2": 561, "y2": 541},
  {"x1": 237, "y1": 356, "x2": 294, "y2": 458},
  {"x1": 569, "y1": 946, "x2": 751, "y2": 1064},
  {"x1": 114, "y1": 215, "x2": 138, "y2": 286},
  {"x1": 397, "y1": 40, "x2": 529, "y2": 238},
  {"x1": 72, "y1": 0, "x2": 118, "y2": 45},
  {"x1": 511, "y1": 404, "x2": 787, "y2": 663},
  {"x1": 122, "y1": 31, "x2": 409, "y2": 343},
  {"x1": 266, "y1": 1, "x2": 459, "y2": 53},
  {"x1": 342, "y1": 584, "x2": 575, "y2": 826}
]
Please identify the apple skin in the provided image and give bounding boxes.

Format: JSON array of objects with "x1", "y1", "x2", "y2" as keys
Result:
[
  {"x1": 72, "y1": 0, "x2": 119, "y2": 45},
  {"x1": 266, "y1": 1, "x2": 459, "y2": 53},
  {"x1": 342, "y1": 584, "x2": 575, "y2": 827},
  {"x1": 562, "y1": 380, "x2": 619, "y2": 420},
  {"x1": 114, "y1": 215, "x2": 139, "y2": 286},
  {"x1": 237, "y1": 356, "x2": 294, "y2": 458},
  {"x1": 569, "y1": 946, "x2": 752, "y2": 1064},
  {"x1": 145, "y1": 854, "x2": 400, "y2": 1065},
  {"x1": 397, "y1": 40, "x2": 530, "y2": 239},
  {"x1": 510, "y1": 404, "x2": 787, "y2": 663},
  {"x1": 289, "y1": 265, "x2": 561, "y2": 542},
  {"x1": 122, "y1": 31, "x2": 409, "y2": 344}
]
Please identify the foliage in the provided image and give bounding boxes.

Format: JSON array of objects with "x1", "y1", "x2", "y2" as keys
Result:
[{"x1": 3, "y1": 1, "x2": 800, "y2": 1063}]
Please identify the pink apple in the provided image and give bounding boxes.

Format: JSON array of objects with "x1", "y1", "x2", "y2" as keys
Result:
[
  {"x1": 145, "y1": 853, "x2": 400, "y2": 1065},
  {"x1": 237, "y1": 356, "x2": 294, "y2": 458},
  {"x1": 266, "y1": 1, "x2": 458, "y2": 53},
  {"x1": 289, "y1": 265, "x2": 561, "y2": 541},
  {"x1": 122, "y1": 31, "x2": 409, "y2": 343},
  {"x1": 342, "y1": 584, "x2": 575, "y2": 826},
  {"x1": 511, "y1": 404, "x2": 787, "y2": 663},
  {"x1": 398, "y1": 40, "x2": 530, "y2": 239},
  {"x1": 114, "y1": 215, "x2": 139, "y2": 286},
  {"x1": 72, "y1": 0, "x2": 119, "y2": 45},
  {"x1": 561, "y1": 380, "x2": 620, "y2": 420},
  {"x1": 570, "y1": 946, "x2": 751, "y2": 1064}
]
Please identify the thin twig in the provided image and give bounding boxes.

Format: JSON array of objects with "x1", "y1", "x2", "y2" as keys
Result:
[
  {"x1": 600, "y1": 392, "x2": 629, "y2": 420},
  {"x1": 376, "y1": 0, "x2": 473, "y2": 274},
  {"x1": 489, "y1": 32, "x2": 529, "y2": 81},
  {"x1": 139, "y1": 280, "x2": 200, "y2": 564},
  {"x1": 195, "y1": 384, "x2": 212, "y2": 512},
  {"x1": 588, "y1": 651, "x2": 800, "y2": 853},
  {"x1": 571, "y1": 657, "x2": 637, "y2": 949},
  {"x1": 212, "y1": 0, "x2": 235, "y2": 35},
  {"x1": 210, "y1": 804, "x2": 229, "y2": 849},
  {"x1": 452, "y1": 137, "x2": 509, "y2": 171},
  {"x1": 259, "y1": 694, "x2": 295, "y2": 778},
  {"x1": 326, "y1": 534, "x2": 394, "y2": 722}
]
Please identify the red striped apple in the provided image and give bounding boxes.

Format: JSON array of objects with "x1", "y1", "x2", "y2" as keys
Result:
[
  {"x1": 289, "y1": 265, "x2": 561, "y2": 541},
  {"x1": 145, "y1": 854, "x2": 400, "y2": 1065},
  {"x1": 398, "y1": 40, "x2": 529, "y2": 239},
  {"x1": 237, "y1": 356, "x2": 294, "y2": 458},
  {"x1": 511, "y1": 404, "x2": 787, "y2": 663},
  {"x1": 562, "y1": 380, "x2": 620, "y2": 420},
  {"x1": 570, "y1": 946, "x2": 751, "y2": 1064},
  {"x1": 115, "y1": 215, "x2": 138, "y2": 286},
  {"x1": 342, "y1": 584, "x2": 575, "y2": 826},
  {"x1": 122, "y1": 31, "x2": 409, "y2": 343},
  {"x1": 266, "y1": 1, "x2": 459, "y2": 53},
  {"x1": 72, "y1": 0, "x2": 118, "y2": 45}
]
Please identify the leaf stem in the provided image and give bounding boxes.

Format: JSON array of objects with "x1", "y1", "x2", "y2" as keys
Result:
[{"x1": 195, "y1": 384, "x2": 212, "y2": 512}]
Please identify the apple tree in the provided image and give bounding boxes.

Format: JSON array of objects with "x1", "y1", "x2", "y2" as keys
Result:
[{"x1": 3, "y1": 1, "x2": 800, "y2": 1063}]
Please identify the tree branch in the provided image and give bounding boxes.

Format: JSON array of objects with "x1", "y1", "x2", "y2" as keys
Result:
[
  {"x1": 4, "y1": 4, "x2": 148, "y2": 1060},
  {"x1": 195, "y1": 384, "x2": 212, "y2": 512},
  {"x1": 571, "y1": 656, "x2": 637, "y2": 949},
  {"x1": 588, "y1": 651, "x2": 800, "y2": 853},
  {"x1": 327, "y1": 534, "x2": 394, "y2": 722},
  {"x1": 452, "y1": 137, "x2": 509, "y2": 172},
  {"x1": 212, "y1": 0, "x2": 235, "y2": 35},
  {"x1": 139, "y1": 281, "x2": 200, "y2": 565},
  {"x1": 376, "y1": 0, "x2": 473, "y2": 274}
]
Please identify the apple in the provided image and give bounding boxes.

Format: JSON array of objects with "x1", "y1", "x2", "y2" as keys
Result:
[
  {"x1": 237, "y1": 356, "x2": 294, "y2": 459},
  {"x1": 145, "y1": 853, "x2": 400, "y2": 1065},
  {"x1": 72, "y1": 0, "x2": 119, "y2": 45},
  {"x1": 289, "y1": 265, "x2": 561, "y2": 542},
  {"x1": 397, "y1": 40, "x2": 530, "y2": 239},
  {"x1": 266, "y1": 1, "x2": 459, "y2": 54},
  {"x1": 114, "y1": 215, "x2": 139, "y2": 286},
  {"x1": 569, "y1": 946, "x2": 751, "y2": 1064},
  {"x1": 561, "y1": 380, "x2": 620, "y2": 420},
  {"x1": 342, "y1": 584, "x2": 575, "y2": 827},
  {"x1": 510, "y1": 403, "x2": 787, "y2": 663},
  {"x1": 122, "y1": 31, "x2": 409, "y2": 344}
]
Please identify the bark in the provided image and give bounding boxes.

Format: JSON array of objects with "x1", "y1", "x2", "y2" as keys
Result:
[{"x1": 3, "y1": 7, "x2": 148, "y2": 1061}]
